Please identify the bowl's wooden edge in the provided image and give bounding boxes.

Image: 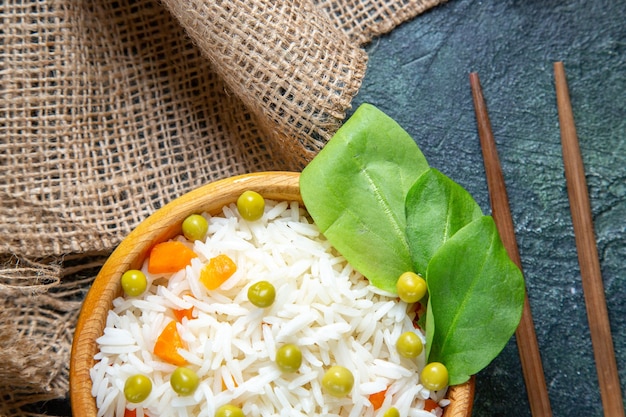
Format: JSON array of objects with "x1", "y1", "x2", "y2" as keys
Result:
[
  {"x1": 443, "y1": 377, "x2": 475, "y2": 417},
  {"x1": 69, "y1": 170, "x2": 475, "y2": 417}
]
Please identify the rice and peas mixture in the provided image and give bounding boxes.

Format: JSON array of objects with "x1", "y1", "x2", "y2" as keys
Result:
[{"x1": 91, "y1": 196, "x2": 449, "y2": 417}]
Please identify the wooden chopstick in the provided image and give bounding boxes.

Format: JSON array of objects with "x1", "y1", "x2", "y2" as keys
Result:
[
  {"x1": 469, "y1": 72, "x2": 553, "y2": 417},
  {"x1": 554, "y1": 61, "x2": 625, "y2": 417}
]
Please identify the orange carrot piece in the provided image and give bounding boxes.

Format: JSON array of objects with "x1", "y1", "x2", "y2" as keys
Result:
[
  {"x1": 369, "y1": 388, "x2": 387, "y2": 410},
  {"x1": 173, "y1": 307, "x2": 194, "y2": 323},
  {"x1": 153, "y1": 320, "x2": 187, "y2": 366},
  {"x1": 199, "y1": 254, "x2": 237, "y2": 290},
  {"x1": 124, "y1": 409, "x2": 149, "y2": 417},
  {"x1": 424, "y1": 399, "x2": 439, "y2": 412},
  {"x1": 147, "y1": 241, "x2": 197, "y2": 274}
]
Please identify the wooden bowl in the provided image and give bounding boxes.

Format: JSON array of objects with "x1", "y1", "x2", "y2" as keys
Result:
[{"x1": 70, "y1": 171, "x2": 474, "y2": 417}]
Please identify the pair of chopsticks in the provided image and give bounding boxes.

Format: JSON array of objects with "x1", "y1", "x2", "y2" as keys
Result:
[{"x1": 469, "y1": 64, "x2": 624, "y2": 417}]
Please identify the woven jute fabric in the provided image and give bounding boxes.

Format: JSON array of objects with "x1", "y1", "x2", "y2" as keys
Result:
[{"x1": 0, "y1": 0, "x2": 444, "y2": 414}]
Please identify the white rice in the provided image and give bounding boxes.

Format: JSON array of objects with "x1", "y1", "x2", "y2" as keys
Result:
[{"x1": 91, "y1": 200, "x2": 448, "y2": 417}]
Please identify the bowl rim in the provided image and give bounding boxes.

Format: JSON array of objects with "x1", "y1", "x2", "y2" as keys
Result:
[{"x1": 69, "y1": 171, "x2": 474, "y2": 417}]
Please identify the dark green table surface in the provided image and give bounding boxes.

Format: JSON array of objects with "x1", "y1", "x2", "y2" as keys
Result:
[{"x1": 352, "y1": 0, "x2": 625, "y2": 415}]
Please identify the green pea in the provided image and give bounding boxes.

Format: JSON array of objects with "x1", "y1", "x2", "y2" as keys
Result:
[
  {"x1": 247, "y1": 281, "x2": 276, "y2": 308},
  {"x1": 275, "y1": 344, "x2": 302, "y2": 373},
  {"x1": 420, "y1": 362, "x2": 449, "y2": 391},
  {"x1": 322, "y1": 366, "x2": 354, "y2": 397},
  {"x1": 182, "y1": 214, "x2": 208, "y2": 242},
  {"x1": 121, "y1": 269, "x2": 148, "y2": 297},
  {"x1": 396, "y1": 331, "x2": 423, "y2": 358},
  {"x1": 237, "y1": 190, "x2": 265, "y2": 221},
  {"x1": 215, "y1": 404, "x2": 245, "y2": 417},
  {"x1": 170, "y1": 366, "x2": 200, "y2": 396},
  {"x1": 396, "y1": 271, "x2": 427, "y2": 303},
  {"x1": 124, "y1": 374, "x2": 152, "y2": 403},
  {"x1": 383, "y1": 407, "x2": 400, "y2": 417}
]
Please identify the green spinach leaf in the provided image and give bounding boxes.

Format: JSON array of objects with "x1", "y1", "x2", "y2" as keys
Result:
[
  {"x1": 300, "y1": 103, "x2": 429, "y2": 292},
  {"x1": 300, "y1": 103, "x2": 525, "y2": 385},
  {"x1": 406, "y1": 168, "x2": 483, "y2": 275},
  {"x1": 425, "y1": 216, "x2": 525, "y2": 385}
]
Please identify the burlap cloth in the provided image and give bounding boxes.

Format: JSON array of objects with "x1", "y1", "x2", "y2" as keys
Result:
[{"x1": 0, "y1": 0, "x2": 445, "y2": 414}]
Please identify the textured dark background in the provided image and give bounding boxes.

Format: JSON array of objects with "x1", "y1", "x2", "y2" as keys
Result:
[{"x1": 353, "y1": 0, "x2": 626, "y2": 415}]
